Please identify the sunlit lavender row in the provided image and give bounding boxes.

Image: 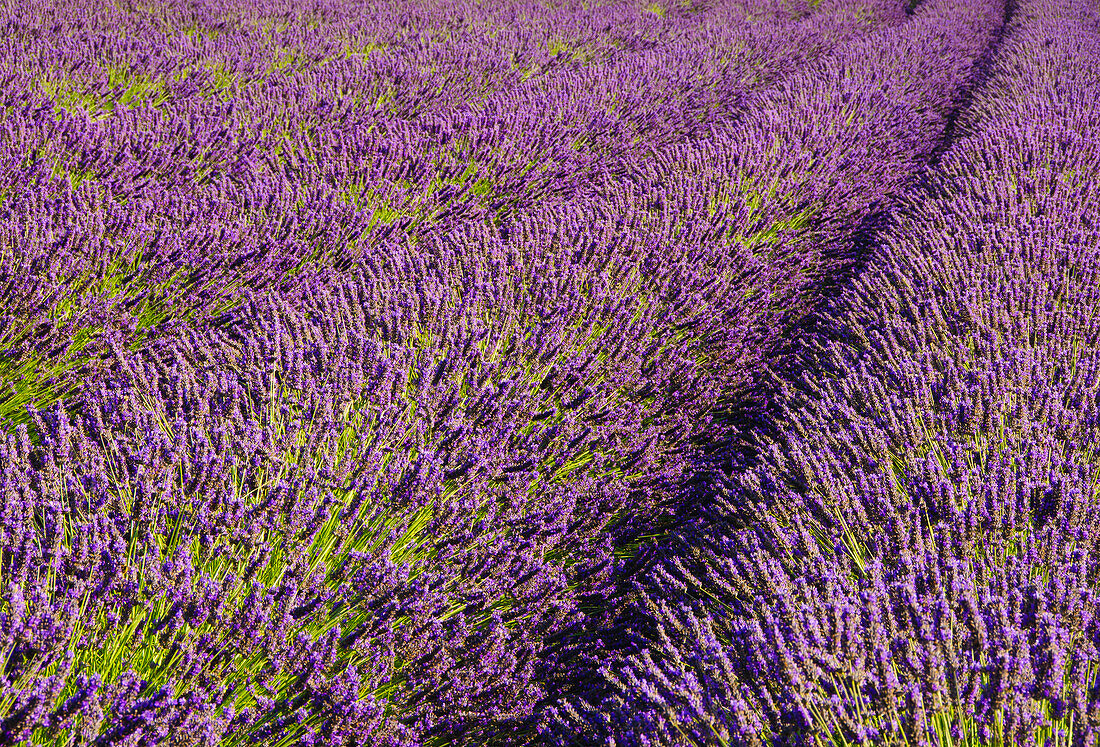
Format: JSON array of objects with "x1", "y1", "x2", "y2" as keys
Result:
[{"x1": 0, "y1": 0, "x2": 1094, "y2": 744}]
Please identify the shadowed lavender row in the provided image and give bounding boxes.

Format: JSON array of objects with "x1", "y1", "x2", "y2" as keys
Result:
[{"x1": 547, "y1": 0, "x2": 1100, "y2": 742}]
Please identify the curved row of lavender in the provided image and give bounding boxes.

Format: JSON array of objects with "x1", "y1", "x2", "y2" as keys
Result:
[
  {"x1": 536, "y1": 0, "x2": 1008, "y2": 731},
  {"x1": 0, "y1": 0, "x2": 899, "y2": 432},
  {"x1": 548, "y1": 0, "x2": 1100, "y2": 742}
]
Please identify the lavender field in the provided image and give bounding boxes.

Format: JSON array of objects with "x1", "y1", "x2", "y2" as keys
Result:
[{"x1": 0, "y1": 0, "x2": 1097, "y2": 743}]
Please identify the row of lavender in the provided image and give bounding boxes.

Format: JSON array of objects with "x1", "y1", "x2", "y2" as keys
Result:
[
  {"x1": 549, "y1": 0, "x2": 1100, "y2": 741},
  {"x1": 0, "y1": 0, "x2": 1011, "y2": 744},
  {"x1": 0, "y1": 0, "x2": 892, "y2": 431}
]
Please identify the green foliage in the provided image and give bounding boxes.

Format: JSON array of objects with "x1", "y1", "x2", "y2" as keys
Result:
[
  {"x1": 37, "y1": 66, "x2": 172, "y2": 119},
  {"x1": 811, "y1": 686, "x2": 1081, "y2": 747}
]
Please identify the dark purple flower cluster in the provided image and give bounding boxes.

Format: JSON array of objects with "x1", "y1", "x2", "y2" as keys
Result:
[
  {"x1": 0, "y1": 0, "x2": 1087, "y2": 743},
  {"x1": 548, "y1": 0, "x2": 1100, "y2": 743}
]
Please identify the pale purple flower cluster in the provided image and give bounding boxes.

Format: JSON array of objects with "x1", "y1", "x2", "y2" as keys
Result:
[{"x1": 0, "y1": 0, "x2": 1089, "y2": 743}]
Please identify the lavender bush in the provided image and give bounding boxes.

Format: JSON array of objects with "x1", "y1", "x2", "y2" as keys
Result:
[{"x1": 0, "y1": 0, "x2": 1094, "y2": 744}]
